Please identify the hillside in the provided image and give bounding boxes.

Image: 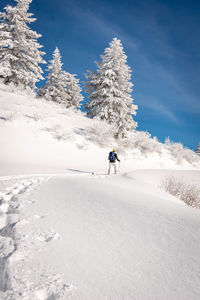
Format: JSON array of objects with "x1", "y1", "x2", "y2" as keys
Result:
[
  {"x1": 0, "y1": 87, "x2": 200, "y2": 300},
  {"x1": 0, "y1": 86, "x2": 199, "y2": 176}
]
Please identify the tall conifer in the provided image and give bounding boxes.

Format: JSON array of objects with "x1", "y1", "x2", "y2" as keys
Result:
[
  {"x1": 63, "y1": 71, "x2": 83, "y2": 109},
  {"x1": 0, "y1": 0, "x2": 45, "y2": 89},
  {"x1": 39, "y1": 47, "x2": 83, "y2": 109},
  {"x1": 196, "y1": 143, "x2": 200, "y2": 155},
  {"x1": 85, "y1": 38, "x2": 137, "y2": 138}
]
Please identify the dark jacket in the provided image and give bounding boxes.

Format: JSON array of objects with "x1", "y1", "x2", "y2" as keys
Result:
[{"x1": 109, "y1": 152, "x2": 120, "y2": 163}]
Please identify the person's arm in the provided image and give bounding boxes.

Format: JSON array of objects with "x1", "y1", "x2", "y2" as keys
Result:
[{"x1": 115, "y1": 153, "x2": 120, "y2": 162}]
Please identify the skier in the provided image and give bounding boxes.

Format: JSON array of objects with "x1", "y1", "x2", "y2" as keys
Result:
[{"x1": 108, "y1": 149, "x2": 120, "y2": 175}]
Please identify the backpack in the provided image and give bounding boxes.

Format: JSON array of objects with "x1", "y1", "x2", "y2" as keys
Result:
[{"x1": 108, "y1": 151, "x2": 115, "y2": 161}]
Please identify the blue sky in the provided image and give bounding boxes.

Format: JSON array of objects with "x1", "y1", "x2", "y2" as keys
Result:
[{"x1": 1, "y1": 0, "x2": 200, "y2": 149}]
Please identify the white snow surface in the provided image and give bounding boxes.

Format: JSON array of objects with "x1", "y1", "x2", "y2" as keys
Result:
[{"x1": 0, "y1": 87, "x2": 200, "y2": 299}]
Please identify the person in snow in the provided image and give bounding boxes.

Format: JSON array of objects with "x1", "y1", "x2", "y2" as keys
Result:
[{"x1": 108, "y1": 149, "x2": 120, "y2": 175}]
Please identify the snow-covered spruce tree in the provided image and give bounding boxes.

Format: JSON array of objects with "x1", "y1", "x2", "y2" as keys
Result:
[
  {"x1": 0, "y1": 9, "x2": 12, "y2": 82},
  {"x1": 63, "y1": 71, "x2": 83, "y2": 109},
  {"x1": 196, "y1": 143, "x2": 200, "y2": 155},
  {"x1": 85, "y1": 38, "x2": 138, "y2": 139},
  {"x1": 0, "y1": 0, "x2": 45, "y2": 90},
  {"x1": 39, "y1": 47, "x2": 83, "y2": 109},
  {"x1": 39, "y1": 47, "x2": 68, "y2": 104}
]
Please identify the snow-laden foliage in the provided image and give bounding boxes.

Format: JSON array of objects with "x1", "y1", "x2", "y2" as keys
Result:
[
  {"x1": 39, "y1": 48, "x2": 83, "y2": 109},
  {"x1": 110, "y1": 132, "x2": 200, "y2": 166},
  {"x1": 45, "y1": 124, "x2": 75, "y2": 142},
  {"x1": 39, "y1": 47, "x2": 68, "y2": 104},
  {"x1": 117, "y1": 131, "x2": 163, "y2": 155},
  {"x1": 196, "y1": 143, "x2": 200, "y2": 155},
  {"x1": 161, "y1": 176, "x2": 200, "y2": 209},
  {"x1": 85, "y1": 38, "x2": 138, "y2": 139},
  {"x1": 63, "y1": 71, "x2": 83, "y2": 109},
  {"x1": 0, "y1": 0, "x2": 45, "y2": 90},
  {"x1": 164, "y1": 139, "x2": 200, "y2": 165},
  {"x1": 83, "y1": 121, "x2": 115, "y2": 147}
]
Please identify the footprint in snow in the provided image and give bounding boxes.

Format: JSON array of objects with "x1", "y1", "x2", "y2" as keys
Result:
[
  {"x1": 1, "y1": 177, "x2": 44, "y2": 204},
  {"x1": 9, "y1": 200, "x2": 20, "y2": 211},
  {"x1": 36, "y1": 231, "x2": 60, "y2": 243},
  {"x1": 27, "y1": 199, "x2": 36, "y2": 204},
  {"x1": 0, "y1": 236, "x2": 15, "y2": 258},
  {"x1": 7, "y1": 213, "x2": 20, "y2": 225},
  {"x1": 33, "y1": 214, "x2": 46, "y2": 219},
  {"x1": 34, "y1": 273, "x2": 74, "y2": 300},
  {"x1": 17, "y1": 219, "x2": 30, "y2": 225}
]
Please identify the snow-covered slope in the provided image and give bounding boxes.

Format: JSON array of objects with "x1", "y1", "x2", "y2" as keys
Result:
[
  {"x1": 0, "y1": 87, "x2": 199, "y2": 176},
  {"x1": 0, "y1": 87, "x2": 200, "y2": 299},
  {"x1": 0, "y1": 170, "x2": 200, "y2": 299}
]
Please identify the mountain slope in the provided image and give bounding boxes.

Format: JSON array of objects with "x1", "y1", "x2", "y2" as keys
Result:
[{"x1": 0, "y1": 86, "x2": 199, "y2": 176}]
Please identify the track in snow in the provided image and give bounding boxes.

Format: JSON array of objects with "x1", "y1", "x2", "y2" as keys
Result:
[
  {"x1": 0, "y1": 171, "x2": 200, "y2": 300},
  {"x1": 0, "y1": 175, "x2": 74, "y2": 300}
]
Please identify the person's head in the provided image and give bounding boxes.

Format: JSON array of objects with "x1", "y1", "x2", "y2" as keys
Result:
[{"x1": 113, "y1": 149, "x2": 116, "y2": 152}]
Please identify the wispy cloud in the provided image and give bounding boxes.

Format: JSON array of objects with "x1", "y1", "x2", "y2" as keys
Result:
[
  {"x1": 141, "y1": 97, "x2": 180, "y2": 124},
  {"x1": 63, "y1": 0, "x2": 200, "y2": 117}
]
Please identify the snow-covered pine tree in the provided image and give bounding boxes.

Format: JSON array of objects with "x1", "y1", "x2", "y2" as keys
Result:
[
  {"x1": 63, "y1": 71, "x2": 83, "y2": 109},
  {"x1": 0, "y1": 0, "x2": 45, "y2": 89},
  {"x1": 39, "y1": 47, "x2": 83, "y2": 109},
  {"x1": 85, "y1": 38, "x2": 138, "y2": 139},
  {"x1": 39, "y1": 47, "x2": 68, "y2": 104},
  {"x1": 196, "y1": 143, "x2": 200, "y2": 155},
  {"x1": 0, "y1": 9, "x2": 12, "y2": 82}
]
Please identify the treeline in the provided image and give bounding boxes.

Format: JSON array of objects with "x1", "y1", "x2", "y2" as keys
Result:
[{"x1": 0, "y1": 0, "x2": 137, "y2": 139}]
